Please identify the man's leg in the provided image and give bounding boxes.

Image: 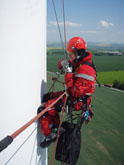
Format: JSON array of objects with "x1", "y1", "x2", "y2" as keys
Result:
[{"x1": 40, "y1": 112, "x2": 60, "y2": 148}]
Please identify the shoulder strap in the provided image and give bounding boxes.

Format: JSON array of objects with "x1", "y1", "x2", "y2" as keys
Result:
[
  {"x1": 81, "y1": 61, "x2": 101, "y2": 87},
  {"x1": 81, "y1": 61, "x2": 96, "y2": 72}
]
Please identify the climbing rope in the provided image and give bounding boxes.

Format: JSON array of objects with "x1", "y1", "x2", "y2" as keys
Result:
[
  {"x1": 29, "y1": 126, "x2": 37, "y2": 165},
  {"x1": 0, "y1": 91, "x2": 67, "y2": 152},
  {"x1": 48, "y1": 73, "x2": 63, "y2": 92},
  {"x1": 51, "y1": 92, "x2": 69, "y2": 165},
  {"x1": 62, "y1": 0, "x2": 67, "y2": 59},
  {"x1": 52, "y1": 0, "x2": 65, "y2": 57},
  {"x1": 5, "y1": 126, "x2": 37, "y2": 165},
  {"x1": 48, "y1": 75, "x2": 65, "y2": 92},
  {"x1": 48, "y1": 0, "x2": 67, "y2": 93},
  {"x1": 52, "y1": 0, "x2": 67, "y2": 59}
]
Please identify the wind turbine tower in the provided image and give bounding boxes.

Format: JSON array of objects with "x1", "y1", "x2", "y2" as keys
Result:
[{"x1": 0, "y1": 0, "x2": 47, "y2": 164}]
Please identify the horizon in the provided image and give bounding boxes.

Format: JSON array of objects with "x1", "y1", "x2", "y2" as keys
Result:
[
  {"x1": 47, "y1": 39, "x2": 124, "y2": 45},
  {"x1": 47, "y1": 41, "x2": 124, "y2": 45}
]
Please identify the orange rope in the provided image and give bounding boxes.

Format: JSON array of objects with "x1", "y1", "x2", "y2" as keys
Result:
[
  {"x1": 48, "y1": 76, "x2": 65, "y2": 86},
  {"x1": 51, "y1": 92, "x2": 69, "y2": 165},
  {"x1": 11, "y1": 91, "x2": 66, "y2": 139}
]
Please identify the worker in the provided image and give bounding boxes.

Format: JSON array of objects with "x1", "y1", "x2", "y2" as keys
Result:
[{"x1": 39, "y1": 37, "x2": 96, "y2": 148}]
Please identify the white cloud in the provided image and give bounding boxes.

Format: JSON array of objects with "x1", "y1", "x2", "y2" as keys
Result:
[
  {"x1": 100, "y1": 20, "x2": 114, "y2": 28},
  {"x1": 66, "y1": 21, "x2": 82, "y2": 27},
  {"x1": 48, "y1": 21, "x2": 82, "y2": 27},
  {"x1": 81, "y1": 30, "x2": 97, "y2": 34}
]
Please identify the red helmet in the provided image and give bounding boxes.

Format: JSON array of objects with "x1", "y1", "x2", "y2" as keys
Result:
[{"x1": 67, "y1": 37, "x2": 87, "y2": 52}]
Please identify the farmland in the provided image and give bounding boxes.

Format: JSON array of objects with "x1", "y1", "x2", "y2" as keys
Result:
[
  {"x1": 97, "y1": 71, "x2": 124, "y2": 85},
  {"x1": 47, "y1": 48, "x2": 124, "y2": 85}
]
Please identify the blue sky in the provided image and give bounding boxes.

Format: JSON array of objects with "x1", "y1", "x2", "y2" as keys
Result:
[{"x1": 47, "y1": 0, "x2": 124, "y2": 43}]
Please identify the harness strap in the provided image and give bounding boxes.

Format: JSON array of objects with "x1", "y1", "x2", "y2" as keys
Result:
[
  {"x1": 81, "y1": 61, "x2": 101, "y2": 87},
  {"x1": 81, "y1": 61, "x2": 96, "y2": 72}
]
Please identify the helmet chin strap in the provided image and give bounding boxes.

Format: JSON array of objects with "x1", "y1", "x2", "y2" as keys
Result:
[
  {"x1": 73, "y1": 49, "x2": 87, "y2": 63},
  {"x1": 73, "y1": 48, "x2": 79, "y2": 62}
]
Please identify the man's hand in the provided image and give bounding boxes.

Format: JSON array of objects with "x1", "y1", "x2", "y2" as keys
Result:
[{"x1": 58, "y1": 59, "x2": 73, "y2": 73}]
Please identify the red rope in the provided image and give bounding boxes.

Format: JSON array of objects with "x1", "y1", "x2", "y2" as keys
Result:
[
  {"x1": 11, "y1": 91, "x2": 66, "y2": 139},
  {"x1": 50, "y1": 92, "x2": 69, "y2": 165},
  {"x1": 48, "y1": 76, "x2": 65, "y2": 86}
]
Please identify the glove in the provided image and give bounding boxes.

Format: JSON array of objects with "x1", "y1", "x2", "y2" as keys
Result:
[
  {"x1": 37, "y1": 104, "x2": 45, "y2": 114},
  {"x1": 61, "y1": 59, "x2": 73, "y2": 73},
  {"x1": 58, "y1": 59, "x2": 64, "y2": 70},
  {"x1": 58, "y1": 59, "x2": 73, "y2": 73}
]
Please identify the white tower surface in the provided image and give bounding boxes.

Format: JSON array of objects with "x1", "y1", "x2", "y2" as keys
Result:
[{"x1": 0, "y1": 0, "x2": 47, "y2": 164}]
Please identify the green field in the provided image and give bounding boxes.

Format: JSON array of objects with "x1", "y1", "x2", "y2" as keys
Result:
[
  {"x1": 97, "y1": 71, "x2": 124, "y2": 85},
  {"x1": 47, "y1": 49, "x2": 124, "y2": 72},
  {"x1": 92, "y1": 55, "x2": 124, "y2": 72},
  {"x1": 47, "y1": 72, "x2": 124, "y2": 165},
  {"x1": 47, "y1": 49, "x2": 124, "y2": 85},
  {"x1": 47, "y1": 54, "x2": 124, "y2": 73}
]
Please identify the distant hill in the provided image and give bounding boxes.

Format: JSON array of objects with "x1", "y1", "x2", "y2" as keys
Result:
[
  {"x1": 87, "y1": 42, "x2": 124, "y2": 50},
  {"x1": 47, "y1": 42, "x2": 124, "y2": 50}
]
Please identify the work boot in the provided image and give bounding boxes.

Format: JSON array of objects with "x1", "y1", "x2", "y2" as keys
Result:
[
  {"x1": 40, "y1": 132, "x2": 57, "y2": 148},
  {"x1": 40, "y1": 127, "x2": 65, "y2": 148},
  {"x1": 37, "y1": 104, "x2": 45, "y2": 114}
]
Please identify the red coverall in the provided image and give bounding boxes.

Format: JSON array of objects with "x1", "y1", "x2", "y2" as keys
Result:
[{"x1": 40, "y1": 51, "x2": 96, "y2": 136}]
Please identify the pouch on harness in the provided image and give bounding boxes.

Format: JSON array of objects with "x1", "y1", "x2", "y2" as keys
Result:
[
  {"x1": 55, "y1": 106, "x2": 86, "y2": 165},
  {"x1": 55, "y1": 121, "x2": 82, "y2": 165}
]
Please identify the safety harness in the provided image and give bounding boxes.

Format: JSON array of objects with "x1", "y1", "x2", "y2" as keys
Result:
[{"x1": 55, "y1": 61, "x2": 98, "y2": 165}]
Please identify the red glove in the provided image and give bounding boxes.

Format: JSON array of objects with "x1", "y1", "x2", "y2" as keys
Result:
[{"x1": 57, "y1": 59, "x2": 64, "y2": 70}]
